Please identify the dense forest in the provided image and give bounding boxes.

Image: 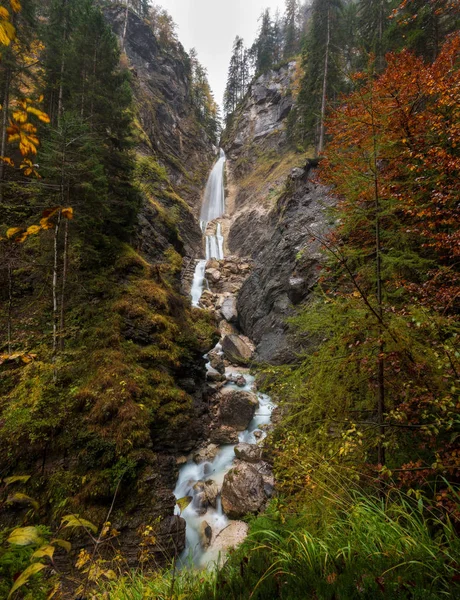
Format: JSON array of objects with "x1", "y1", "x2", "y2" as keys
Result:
[{"x1": 0, "y1": 0, "x2": 459, "y2": 598}]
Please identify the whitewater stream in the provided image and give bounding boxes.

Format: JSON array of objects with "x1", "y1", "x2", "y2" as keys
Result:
[{"x1": 174, "y1": 150, "x2": 275, "y2": 567}]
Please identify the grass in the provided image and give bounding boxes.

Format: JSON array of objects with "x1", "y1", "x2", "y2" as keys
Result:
[{"x1": 94, "y1": 485, "x2": 460, "y2": 600}]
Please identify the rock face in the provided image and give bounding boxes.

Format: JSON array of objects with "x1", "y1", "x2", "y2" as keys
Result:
[
  {"x1": 219, "y1": 389, "x2": 259, "y2": 431},
  {"x1": 236, "y1": 176, "x2": 335, "y2": 364},
  {"x1": 221, "y1": 462, "x2": 266, "y2": 518},
  {"x1": 223, "y1": 62, "x2": 297, "y2": 172},
  {"x1": 222, "y1": 334, "x2": 253, "y2": 365}
]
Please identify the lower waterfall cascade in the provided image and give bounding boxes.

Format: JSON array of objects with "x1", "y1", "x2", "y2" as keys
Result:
[{"x1": 174, "y1": 150, "x2": 275, "y2": 567}]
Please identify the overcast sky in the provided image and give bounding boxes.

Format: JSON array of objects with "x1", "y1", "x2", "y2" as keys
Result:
[{"x1": 159, "y1": 0, "x2": 286, "y2": 109}]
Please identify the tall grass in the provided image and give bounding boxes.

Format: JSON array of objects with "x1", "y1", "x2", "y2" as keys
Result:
[{"x1": 97, "y1": 488, "x2": 460, "y2": 599}]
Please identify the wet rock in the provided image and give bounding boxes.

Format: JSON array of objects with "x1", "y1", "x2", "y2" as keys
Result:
[
  {"x1": 222, "y1": 334, "x2": 253, "y2": 365},
  {"x1": 206, "y1": 268, "x2": 221, "y2": 282},
  {"x1": 208, "y1": 351, "x2": 226, "y2": 375},
  {"x1": 227, "y1": 374, "x2": 247, "y2": 388},
  {"x1": 200, "y1": 520, "x2": 212, "y2": 549},
  {"x1": 234, "y1": 443, "x2": 263, "y2": 464},
  {"x1": 209, "y1": 520, "x2": 249, "y2": 554},
  {"x1": 193, "y1": 491, "x2": 208, "y2": 515},
  {"x1": 253, "y1": 430, "x2": 263, "y2": 440},
  {"x1": 219, "y1": 389, "x2": 259, "y2": 431},
  {"x1": 193, "y1": 479, "x2": 219, "y2": 508},
  {"x1": 219, "y1": 320, "x2": 238, "y2": 337},
  {"x1": 210, "y1": 426, "x2": 240, "y2": 445},
  {"x1": 176, "y1": 456, "x2": 187, "y2": 466},
  {"x1": 206, "y1": 367, "x2": 224, "y2": 382},
  {"x1": 255, "y1": 461, "x2": 275, "y2": 497},
  {"x1": 194, "y1": 444, "x2": 219, "y2": 464},
  {"x1": 221, "y1": 296, "x2": 238, "y2": 323},
  {"x1": 221, "y1": 462, "x2": 265, "y2": 518}
]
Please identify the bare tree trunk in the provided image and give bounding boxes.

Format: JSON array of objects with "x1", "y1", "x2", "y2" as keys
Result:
[
  {"x1": 0, "y1": 67, "x2": 11, "y2": 201},
  {"x1": 52, "y1": 210, "x2": 62, "y2": 383},
  {"x1": 7, "y1": 263, "x2": 13, "y2": 356},
  {"x1": 57, "y1": 0, "x2": 68, "y2": 127},
  {"x1": 59, "y1": 217, "x2": 68, "y2": 352},
  {"x1": 318, "y1": 6, "x2": 330, "y2": 155},
  {"x1": 122, "y1": 0, "x2": 129, "y2": 50}
]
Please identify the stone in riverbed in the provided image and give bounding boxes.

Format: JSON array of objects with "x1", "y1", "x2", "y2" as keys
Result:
[
  {"x1": 193, "y1": 479, "x2": 219, "y2": 509},
  {"x1": 219, "y1": 388, "x2": 259, "y2": 431},
  {"x1": 210, "y1": 426, "x2": 240, "y2": 445},
  {"x1": 209, "y1": 521, "x2": 249, "y2": 554},
  {"x1": 234, "y1": 443, "x2": 263, "y2": 464},
  {"x1": 221, "y1": 462, "x2": 265, "y2": 518},
  {"x1": 200, "y1": 520, "x2": 212, "y2": 549},
  {"x1": 222, "y1": 334, "x2": 253, "y2": 366},
  {"x1": 206, "y1": 367, "x2": 224, "y2": 382},
  {"x1": 206, "y1": 268, "x2": 221, "y2": 282},
  {"x1": 221, "y1": 296, "x2": 238, "y2": 323},
  {"x1": 194, "y1": 444, "x2": 219, "y2": 464}
]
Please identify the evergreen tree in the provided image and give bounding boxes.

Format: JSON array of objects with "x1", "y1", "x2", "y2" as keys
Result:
[
  {"x1": 190, "y1": 49, "x2": 220, "y2": 143},
  {"x1": 295, "y1": 0, "x2": 344, "y2": 152},
  {"x1": 358, "y1": 0, "x2": 392, "y2": 70},
  {"x1": 252, "y1": 9, "x2": 276, "y2": 73},
  {"x1": 224, "y1": 36, "x2": 250, "y2": 118},
  {"x1": 283, "y1": 0, "x2": 301, "y2": 58}
]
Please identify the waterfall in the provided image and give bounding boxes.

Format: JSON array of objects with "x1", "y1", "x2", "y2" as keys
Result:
[{"x1": 190, "y1": 149, "x2": 226, "y2": 307}]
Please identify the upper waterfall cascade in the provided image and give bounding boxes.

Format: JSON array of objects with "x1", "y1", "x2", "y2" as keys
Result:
[{"x1": 190, "y1": 149, "x2": 226, "y2": 307}]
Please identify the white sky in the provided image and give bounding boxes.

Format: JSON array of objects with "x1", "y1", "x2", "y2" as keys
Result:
[{"x1": 158, "y1": 0, "x2": 286, "y2": 109}]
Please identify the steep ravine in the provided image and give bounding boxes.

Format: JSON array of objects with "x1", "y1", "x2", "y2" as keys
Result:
[{"x1": 222, "y1": 63, "x2": 336, "y2": 364}]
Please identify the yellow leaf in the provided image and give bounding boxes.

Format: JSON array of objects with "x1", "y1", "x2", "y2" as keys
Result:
[
  {"x1": 10, "y1": 1, "x2": 22, "y2": 14},
  {"x1": 8, "y1": 562, "x2": 47, "y2": 599},
  {"x1": 176, "y1": 496, "x2": 193, "y2": 515},
  {"x1": 4, "y1": 475, "x2": 31, "y2": 485},
  {"x1": 0, "y1": 21, "x2": 15, "y2": 46},
  {"x1": 8, "y1": 526, "x2": 40, "y2": 546},
  {"x1": 50, "y1": 538, "x2": 71, "y2": 552},
  {"x1": 0, "y1": 156, "x2": 14, "y2": 166},
  {"x1": 32, "y1": 545, "x2": 55, "y2": 560},
  {"x1": 61, "y1": 514, "x2": 97, "y2": 534},
  {"x1": 7, "y1": 493, "x2": 39, "y2": 511},
  {"x1": 0, "y1": 8, "x2": 10, "y2": 19},
  {"x1": 27, "y1": 106, "x2": 50, "y2": 123},
  {"x1": 6, "y1": 227, "x2": 22, "y2": 239},
  {"x1": 26, "y1": 225, "x2": 41, "y2": 235},
  {"x1": 61, "y1": 207, "x2": 73, "y2": 220}
]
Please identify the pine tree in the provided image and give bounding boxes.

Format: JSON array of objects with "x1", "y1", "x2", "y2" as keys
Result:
[
  {"x1": 358, "y1": 0, "x2": 392, "y2": 70},
  {"x1": 283, "y1": 0, "x2": 301, "y2": 59},
  {"x1": 252, "y1": 9, "x2": 276, "y2": 73},
  {"x1": 295, "y1": 0, "x2": 344, "y2": 152},
  {"x1": 224, "y1": 36, "x2": 250, "y2": 118}
]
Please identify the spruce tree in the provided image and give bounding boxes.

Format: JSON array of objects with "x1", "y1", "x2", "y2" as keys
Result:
[
  {"x1": 283, "y1": 0, "x2": 301, "y2": 59},
  {"x1": 252, "y1": 9, "x2": 276, "y2": 73}
]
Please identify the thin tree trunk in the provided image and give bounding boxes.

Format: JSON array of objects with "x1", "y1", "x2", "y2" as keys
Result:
[
  {"x1": 59, "y1": 217, "x2": 68, "y2": 352},
  {"x1": 0, "y1": 67, "x2": 11, "y2": 201},
  {"x1": 52, "y1": 210, "x2": 62, "y2": 383},
  {"x1": 57, "y1": 0, "x2": 68, "y2": 127},
  {"x1": 122, "y1": 0, "x2": 129, "y2": 50},
  {"x1": 318, "y1": 6, "x2": 330, "y2": 154},
  {"x1": 7, "y1": 263, "x2": 13, "y2": 356}
]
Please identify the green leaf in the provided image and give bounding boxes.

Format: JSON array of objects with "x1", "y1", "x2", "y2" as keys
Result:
[
  {"x1": 61, "y1": 514, "x2": 97, "y2": 534},
  {"x1": 3, "y1": 475, "x2": 31, "y2": 486},
  {"x1": 6, "y1": 493, "x2": 39, "y2": 511},
  {"x1": 8, "y1": 562, "x2": 47, "y2": 599},
  {"x1": 7, "y1": 526, "x2": 40, "y2": 546},
  {"x1": 176, "y1": 496, "x2": 193, "y2": 515}
]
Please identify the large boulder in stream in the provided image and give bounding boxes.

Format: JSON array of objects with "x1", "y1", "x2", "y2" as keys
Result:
[
  {"x1": 219, "y1": 389, "x2": 259, "y2": 431},
  {"x1": 222, "y1": 334, "x2": 253, "y2": 365},
  {"x1": 234, "y1": 443, "x2": 263, "y2": 464},
  {"x1": 209, "y1": 521, "x2": 249, "y2": 554},
  {"x1": 210, "y1": 426, "x2": 240, "y2": 444},
  {"x1": 221, "y1": 296, "x2": 238, "y2": 323},
  {"x1": 221, "y1": 462, "x2": 265, "y2": 518}
]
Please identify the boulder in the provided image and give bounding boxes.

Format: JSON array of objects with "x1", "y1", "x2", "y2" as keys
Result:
[
  {"x1": 208, "y1": 353, "x2": 226, "y2": 375},
  {"x1": 221, "y1": 462, "x2": 265, "y2": 518},
  {"x1": 255, "y1": 461, "x2": 275, "y2": 497},
  {"x1": 221, "y1": 296, "x2": 238, "y2": 324},
  {"x1": 209, "y1": 520, "x2": 249, "y2": 553},
  {"x1": 199, "y1": 521, "x2": 212, "y2": 549},
  {"x1": 219, "y1": 389, "x2": 259, "y2": 431},
  {"x1": 194, "y1": 444, "x2": 219, "y2": 464},
  {"x1": 210, "y1": 426, "x2": 240, "y2": 445},
  {"x1": 234, "y1": 443, "x2": 263, "y2": 464},
  {"x1": 206, "y1": 367, "x2": 224, "y2": 382},
  {"x1": 218, "y1": 319, "x2": 238, "y2": 337},
  {"x1": 193, "y1": 480, "x2": 219, "y2": 509},
  {"x1": 222, "y1": 334, "x2": 253, "y2": 366},
  {"x1": 206, "y1": 268, "x2": 221, "y2": 282}
]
